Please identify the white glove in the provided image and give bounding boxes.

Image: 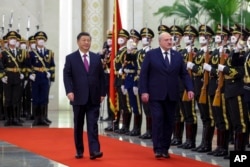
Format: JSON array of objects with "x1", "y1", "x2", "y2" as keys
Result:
[
  {"x1": 20, "y1": 73, "x2": 24, "y2": 80},
  {"x1": 145, "y1": 46, "x2": 150, "y2": 53},
  {"x1": 1, "y1": 76, "x2": 8, "y2": 84},
  {"x1": 233, "y1": 47, "x2": 240, "y2": 53},
  {"x1": 123, "y1": 68, "x2": 129, "y2": 74},
  {"x1": 202, "y1": 46, "x2": 208, "y2": 52},
  {"x1": 187, "y1": 61, "x2": 195, "y2": 70},
  {"x1": 237, "y1": 40, "x2": 245, "y2": 49},
  {"x1": 203, "y1": 63, "x2": 212, "y2": 72},
  {"x1": 127, "y1": 39, "x2": 133, "y2": 50},
  {"x1": 218, "y1": 64, "x2": 225, "y2": 72},
  {"x1": 46, "y1": 72, "x2": 51, "y2": 79},
  {"x1": 218, "y1": 46, "x2": 223, "y2": 53},
  {"x1": 133, "y1": 86, "x2": 138, "y2": 95},
  {"x1": 118, "y1": 68, "x2": 123, "y2": 75},
  {"x1": 186, "y1": 45, "x2": 192, "y2": 53},
  {"x1": 24, "y1": 80, "x2": 28, "y2": 88},
  {"x1": 29, "y1": 74, "x2": 36, "y2": 81},
  {"x1": 172, "y1": 46, "x2": 177, "y2": 51},
  {"x1": 121, "y1": 85, "x2": 127, "y2": 95}
]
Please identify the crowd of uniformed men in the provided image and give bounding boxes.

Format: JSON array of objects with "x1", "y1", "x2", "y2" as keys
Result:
[
  {"x1": 0, "y1": 30, "x2": 55, "y2": 126},
  {"x1": 99, "y1": 22, "x2": 250, "y2": 159},
  {"x1": 1, "y1": 21, "x2": 249, "y2": 159}
]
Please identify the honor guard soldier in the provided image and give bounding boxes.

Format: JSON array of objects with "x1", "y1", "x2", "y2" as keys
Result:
[
  {"x1": 27, "y1": 31, "x2": 55, "y2": 126},
  {"x1": 0, "y1": 36, "x2": 4, "y2": 120},
  {"x1": 24, "y1": 35, "x2": 37, "y2": 120},
  {"x1": 177, "y1": 25, "x2": 199, "y2": 149},
  {"x1": 123, "y1": 29, "x2": 142, "y2": 136},
  {"x1": 158, "y1": 25, "x2": 170, "y2": 35},
  {"x1": 28, "y1": 36, "x2": 36, "y2": 51},
  {"x1": 109, "y1": 29, "x2": 132, "y2": 133},
  {"x1": 203, "y1": 24, "x2": 231, "y2": 157},
  {"x1": 244, "y1": 34, "x2": 250, "y2": 148},
  {"x1": 187, "y1": 25, "x2": 215, "y2": 153},
  {"x1": 219, "y1": 24, "x2": 249, "y2": 158},
  {"x1": 137, "y1": 27, "x2": 154, "y2": 139},
  {"x1": 0, "y1": 31, "x2": 27, "y2": 126},
  {"x1": 100, "y1": 30, "x2": 113, "y2": 122},
  {"x1": 20, "y1": 37, "x2": 32, "y2": 120},
  {"x1": 169, "y1": 25, "x2": 186, "y2": 146}
]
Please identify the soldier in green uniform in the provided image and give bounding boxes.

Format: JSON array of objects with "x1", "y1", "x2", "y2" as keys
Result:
[
  {"x1": 0, "y1": 31, "x2": 27, "y2": 126},
  {"x1": 177, "y1": 25, "x2": 199, "y2": 149},
  {"x1": 187, "y1": 25, "x2": 215, "y2": 153},
  {"x1": 203, "y1": 24, "x2": 231, "y2": 157},
  {"x1": 219, "y1": 24, "x2": 249, "y2": 158},
  {"x1": 244, "y1": 34, "x2": 250, "y2": 148},
  {"x1": 113, "y1": 29, "x2": 132, "y2": 134}
]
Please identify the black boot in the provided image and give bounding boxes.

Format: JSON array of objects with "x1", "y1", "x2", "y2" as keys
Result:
[
  {"x1": 139, "y1": 116, "x2": 152, "y2": 139},
  {"x1": 181, "y1": 123, "x2": 197, "y2": 149},
  {"x1": 171, "y1": 121, "x2": 184, "y2": 145},
  {"x1": 4, "y1": 106, "x2": 12, "y2": 126},
  {"x1": 225, "y1": 132, "x2": 247, "y2": 159},
  {"x1": 32, "y1": 105, "x2": 39, "y2": 126},
  {"x1": 192, "y1": 125, "x2": 206, "y2": 151},
  {"x1": 104, "y1": 111, "x2": 120, "y2": 132},
  {"x1": 38, "y1": 105, "x2": 50, "y2": 126},
  {"x1": 234, "y1": 132, "x2": 246, "y2": 151},
  {"x1": 128, "y1": 114, "x2": 142, "y2": 136},
  {"x1": 12, "y1": 105, "x2": 22, "y2": 126},
  {"x1": 115, "y1": 112, "x2": 131, "y2": 134},
  {"x1": 197, "y1": 126, "x2": 214, "y2": 152},
  {"x1": 213, "y1": 130, "x2": 229, "y2": 157},
  {"x1": 44, "y1": 104, "x2": 52, "y2": 124}
]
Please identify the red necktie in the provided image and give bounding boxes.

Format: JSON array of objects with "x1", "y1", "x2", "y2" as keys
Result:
[{"x1": 83, "y1": 54, "x2": 89, "y2": 72}]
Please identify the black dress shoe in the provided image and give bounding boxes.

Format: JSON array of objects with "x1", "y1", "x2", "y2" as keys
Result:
[
  {"x1": 104, "y1": 126, "x2": 113, "y2": 131},
  {"x1": 155, "y1": 152, "x2": 162, "y2": 159},
  {"x1": 75, "y1": 153, "x2": 83, "y2": 159},
  {"x1": 45, "y1": 118, "x2": 52, "y2": 124},
  {"x1": 170, "y1": 139, "x2": 182, "y2": 146},
  {"x1": 139, "y1": 132, "x2": 152, "y2": 139},
  {"x1": 90, "y1": 151, "x2": 103, "y2": 160},
  {"x1": 162, "y1": 152, "x2": 170, "y2": 158}
]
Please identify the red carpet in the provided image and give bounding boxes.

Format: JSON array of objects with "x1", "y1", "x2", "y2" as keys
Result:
[{"x1": 0, "y1": 128, "x2": 218, "y2": 167}]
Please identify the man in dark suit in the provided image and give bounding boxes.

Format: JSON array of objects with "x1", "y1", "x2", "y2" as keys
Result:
[
  {"x1": 63, "y1": 32, "x2": 106, "y2": 160},
  {"x1": 139, "y1": 32, "x2": 194, "y2": 159}
]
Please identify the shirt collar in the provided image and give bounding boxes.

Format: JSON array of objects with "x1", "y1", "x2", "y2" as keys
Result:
[
  {"x1": 79, "y1": 50, "x2": 89, "y2": 57},
  {"x1": 160, "y1": 47, "x2": 170, "y2": 55}
]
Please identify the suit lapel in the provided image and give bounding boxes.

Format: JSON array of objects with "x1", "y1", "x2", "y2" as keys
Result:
[{"x1": 76, "y1": 51, "x2": 87, "y2": 73}]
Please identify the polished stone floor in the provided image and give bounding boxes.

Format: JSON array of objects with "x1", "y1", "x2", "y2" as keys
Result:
[{"x1": 0, "y1": 102, "x2": 249, "y2": 167}]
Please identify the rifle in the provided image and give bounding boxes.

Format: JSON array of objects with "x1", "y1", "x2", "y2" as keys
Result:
[
  {"x1": 182, "y1": 45, "x2": 193, "y2": 101},
  {"x1": 213, "y1": 15, "x2": 226, "y2": 107},
  {"x1": 182, "y1": 18, "x2": 193, "y2": 101},
  {"x1": 199, "y1": 48, "x2": 209, "y2": 104},
  {"x1": 199, "y1": 25, "x2": 210, "y2": 104},
  {"x1": 212, "y1": 50, "x2": 226, "y2": 106}
]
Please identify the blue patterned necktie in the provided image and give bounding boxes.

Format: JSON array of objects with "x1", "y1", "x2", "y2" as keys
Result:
[{"x1": 164, "y1": 52, "x2": 170, "y2": 66}]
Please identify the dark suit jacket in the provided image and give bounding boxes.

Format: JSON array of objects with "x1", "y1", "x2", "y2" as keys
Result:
[
  {"x1": 139, "y1": 47, "x2": 193, "y2": 101},
  {"x1": 63, "y1": 50, "x2": 106, "y2": 105}
]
